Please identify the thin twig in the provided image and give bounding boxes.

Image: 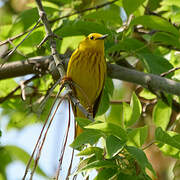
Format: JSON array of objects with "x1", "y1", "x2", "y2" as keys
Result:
[
  {"x1": 55, "y1": 98, "x2": 71, "y2": 180},
  {"x1": 35, "y1": 0, "x2": 65, "y2": 79},
  {"x1": 0, "y1": 0, "x2": 117, "y2": 47},
  {"x1": 20, "y1": 80, "x2": 26, "y2": 101},
  {"x1": 161, "y1": 67, "x2": 180, "y2": 77},
  {"x1": 66, "y1": 148, "x2": 75, "y2": 180},
  {"x1": 38, "y1": 78, "x2": 62, "y2": 112},
  {"x1": 0, "y1": 75, "x2": 38, "y2": 104},
  {"x1": 29, "y1": 91, "x2": 66, "y2": 180},
  {"x1": 22, "y1": 83, "x2": 63, "y2": 180},
  {"x1": 2, "y1": 18, "x2": 41, "y2": 63},
  {"x1": 116, "y1": 14, "x2": 134, "y2": 33},
  {"x1": 142, "y1": 140, "x2": 156, "y2": 150},
  {"x1": 7, "y1": 39, "x2": 27, "y2": 58}
]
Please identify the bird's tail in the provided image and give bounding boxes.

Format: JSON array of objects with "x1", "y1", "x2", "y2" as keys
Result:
[{"x1": 75, "y1": 107, "x2": 85, "y2": 137}]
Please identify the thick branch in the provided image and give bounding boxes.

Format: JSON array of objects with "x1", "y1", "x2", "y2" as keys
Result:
[
  {"x1": 0, "y1": 56, "x2": 52, "y2": 79},
  {"x1": 1, "y1": 56, "x2": 180, "y2": 96},
  {"x1": 107, "y1": 64, "x2": 180, "y2": 96}
]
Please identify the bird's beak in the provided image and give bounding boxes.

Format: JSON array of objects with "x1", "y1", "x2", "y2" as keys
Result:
[{"x1": 96, "y1": 34, "x2": 108, "y2": 40}]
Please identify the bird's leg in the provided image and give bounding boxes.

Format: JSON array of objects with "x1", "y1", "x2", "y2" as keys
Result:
[
  {"x1": 61, "y1": 76, "x2": 73, "y2": 85},
  {"x1": 87, "y1": 105, "x2": 93, "y2": 115}
]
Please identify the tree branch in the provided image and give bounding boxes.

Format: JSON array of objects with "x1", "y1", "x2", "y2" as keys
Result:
[
  {"x1": 0, "y1": 56, "x2": 52, "y2": 79},
  {"x1": 1, "y1": 56, "x2": 180, "y2": 97},
  {"x1": 35, "y1": 0, "x2": 65, "y2": 78},
  {"x1": 107, "y1": 64, "x2": 180, "y2": 96}
]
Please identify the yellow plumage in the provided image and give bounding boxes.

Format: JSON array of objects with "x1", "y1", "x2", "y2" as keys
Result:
[{"x1": 66, "y1": 33, "x2": 107, "y2": 136}]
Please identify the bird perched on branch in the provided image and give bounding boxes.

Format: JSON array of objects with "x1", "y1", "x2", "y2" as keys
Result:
[{"x1": 66, "y1": 33, "x2": 107, "y2": 136}]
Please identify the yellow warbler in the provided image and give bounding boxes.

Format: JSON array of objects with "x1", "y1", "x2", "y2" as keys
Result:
[{"x1": 66, "y1": 33, "x2": 107, "y2": 136}]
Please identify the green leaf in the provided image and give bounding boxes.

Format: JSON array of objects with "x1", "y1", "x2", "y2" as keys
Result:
[
  {"x1": 159, "y1": 0, "x2": 180, "y2": 9},
  {"x1": 0, "y1": 25, "x2": 12, "y2": 40},
  {"x1": 96, "y1": 88, "x2": 110, "y2": 116},
  {"x1": 29, "y1": 1, "x2": 60, "y2": 10},
  {"x1": 1, "y1": 97, "x2": 39, "y2": 130},
  {"x1": 10, "y1": 8, "x2": 39, "y2": 33},
  {"x1": 127, "y1": 126, "x2": 148, "y2": 147},
  {"x1": 70, "y1": 130, "x2": 102, "y2": 149},
  {"x1": 105, "y1": 135, "x2": 125, "y2": 158},
  {"x1": 0, "y1": 147, "x2": 12, "y2": 179},
  {"x1": 14, "y1": 28, "x2": 45, "y2": 54},
  {"x1": 7, "y1": 111, "x2": 37, "y2": 130},
  {"x1": 139, "y1": 89, "x2": 156, "y2": 100},
  {"x1": 131, "y1": 15, "x2": 179, "y2": 37},
  {"x1": 76, "y1": 160, "x2": 116, "y2": 173},
  {"x1": 84, "y1": 4, "x2": 122, "y2": 27},
  {"x1": 77, "y1": 147, "x2": 103, "y2": 157},
  {"x1": 94, "y1": 168, "x2": 117, "y2": 180},
  {"x1": 155, "y1": 127, "x2": 180, "y2": 158},
  {"x1": 124, "y1": 93, "x2": 142, "y2": 127},
  {"x1": 117, "y1": 173, "x2": 140, "y2": 180},
  {"x1": 86, "y1": 122, "x2": 128, "y2": 141},
  {"x1": 60, "y1": 35, "x2": 84, "y2": 53},
  {"x1": 0, "y1": 79, "x2": 18, "y2": 97},
  {"x1": 96, "y1": 77, "x2": 114, "y2": 116},
  {"x1": 138, "y1": 53, "x2": 174, "y2": 75},
  {"x1": 123, "y1": 0, "x2": 145, "y2": 15},
  {"x1": 105, "y1": 77, "x2": 114, "y2": 97},
  {"x1": 108, "y1": 38, "x2": 149, "y2": 54},
  {"x1": 55, "y1": 20, "x2": 111, "y2": 38},
  {"x1": 146, "y1": 0, "x2": 162, "y2": 11},
  {"x1": 5, "y1": 145, "x2": 47, "y2": 177},
  {"x1": 126, "y1": 146, "x2": 156, "y2": 177},
  {"x1": 152, "y1": 32, "x2": 180, "y2": 49},
  {"x1": 75, "y1": 117, "x2": 92, "y2": 129},
  {"x1": 153, "y1": 100, "x2": 172, "y2": 130},
  {"x1": 155, "y1": 127, "x2": 180, "y2": 150},
  {"x1": 107, "y1": 104, "x2": 123, "y2": 127}
]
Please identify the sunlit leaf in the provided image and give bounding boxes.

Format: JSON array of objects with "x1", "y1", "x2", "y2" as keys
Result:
[
  {"x1": 153, "y1": 100, "x2": 172, "y2": 130},
  {"x1": 127, "y1": 126, "x2": 148, "y2": 147},
  {"x1": 0, "y1": 79, "x2": 18, "y2": 97},
  {"x1": 155, "y1": 127, "x2": 180, "y2": 158},
  {"x1": 86, "y1": 122, "x2": 128, "y2": 141},
  {"x1": 77, "y1": 147, "x2": 103, "y2": 157},
  {"x1": 155, "y1": 127, "x2": 180, "y2": 150},
  {"x1": 107, "y1": 104, "x2": 123, "y2": 127},
  {"x1": 139, "y1": 89, "x2": 156, "y2": 100},
  {"x1": 124, "y1": 93, "x2": 142, "y2": 127}
]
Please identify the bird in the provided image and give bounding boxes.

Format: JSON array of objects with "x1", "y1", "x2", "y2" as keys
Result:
[{"x1": 66, "y1": 33, "x2": 107, "y2": 136}]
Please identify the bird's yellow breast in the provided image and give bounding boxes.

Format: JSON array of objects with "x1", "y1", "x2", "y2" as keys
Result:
[{"x1": 67, "y1": 48, "x2": 106, "y2": 109}]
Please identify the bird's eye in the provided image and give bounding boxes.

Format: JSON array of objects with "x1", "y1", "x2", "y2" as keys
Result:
[{"x1": 90, "y1": 36, "x2": 94, "y2": 40}]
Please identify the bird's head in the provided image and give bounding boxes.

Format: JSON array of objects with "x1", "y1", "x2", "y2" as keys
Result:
[{"x1": 79, "y1": 33, "x2": 108, "y2": 52}]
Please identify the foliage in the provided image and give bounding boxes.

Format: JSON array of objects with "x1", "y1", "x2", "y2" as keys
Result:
[{"x1": 0, "y1": 0, "x2": 180, "y2": 179}]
